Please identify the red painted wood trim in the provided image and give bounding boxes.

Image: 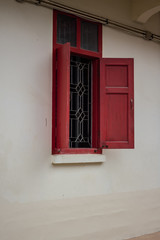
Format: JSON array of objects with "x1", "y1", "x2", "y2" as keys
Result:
[
  {"x1": 100, "y1": 58, "x2": 106, "y2": 149},
  {"x1": 106, "y1": 88, "x2": 129, "y2": 94},
  {"x1": 56, "y1": 43, "x2": 70, "y2": 149},
  {"x1": 92, "y1": 59, "x2": 100, "y2": 148},
  {"x1": 55, "y1": 9, "x2": 77, "y2": 19},
  {"x1": 53, "y1": 10, "x2": 102, "y2": 57},
  {"x1": 128, "y1": 58, "x2": 134, "y2": 148},
  {"x1": 54, "y1": 148, "x2": 102, "y2": 154},
  {"x1": 70, "y1": 47, "x2": 101, "y2": 58},
  {"x1": 98, "y1": 24, "x2": 102, "y2": 57},
  {"x1": 54, "y1": 43, "x2": 101, "y2": 58},
  {"x1": 53, "y1": 11, "x2": 57, "y2": 48},
  {"x1": 100, "y1": 58, "x2": 134, "y2": 149},
  {"x1": 52, "y1": 10, "x2": 102, "y2": 154}
]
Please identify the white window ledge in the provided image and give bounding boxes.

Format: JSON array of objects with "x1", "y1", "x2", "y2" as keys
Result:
[{"x1": 51, "y1": 154, "x2": 106, "y2": 164}]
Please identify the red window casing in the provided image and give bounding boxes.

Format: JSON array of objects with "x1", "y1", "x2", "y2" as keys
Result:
[
  {"x1": 56, "y1": 43, "x2": 70, "y2": 150},
  {"x1": 52, "y1": 11, "x2": 134, "y2": 154}
]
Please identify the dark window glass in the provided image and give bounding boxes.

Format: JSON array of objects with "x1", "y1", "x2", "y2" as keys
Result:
[
  {"x1": 70, "y1": 56, "x2": 92, "y2": 148},
  {"x1": 81, "y1": 21, "x2": 98, "y2": 52},
  {"x1": 57, "y1": 13, "x2": 76, "y2": 47}
]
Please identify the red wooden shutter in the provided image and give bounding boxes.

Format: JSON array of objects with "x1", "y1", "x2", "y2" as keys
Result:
[
  {"x1": 56, "y1": 43, "x2": 70, "y2": 149},
  {"x1": 100, "y1": 58, "x2": 134, "y2": 149}
]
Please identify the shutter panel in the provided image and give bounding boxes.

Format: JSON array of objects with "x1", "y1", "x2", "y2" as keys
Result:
[
  {"x1": 56, "y1": 43, "x2": 70, "y2": 149},
  {"x1": 100, "y1": 58, "x2": 134, "y2": 149}
]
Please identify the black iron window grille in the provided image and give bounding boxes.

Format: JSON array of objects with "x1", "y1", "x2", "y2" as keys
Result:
[{"x1": 70, "y1": 56, "x2": 92, "y2": 148}]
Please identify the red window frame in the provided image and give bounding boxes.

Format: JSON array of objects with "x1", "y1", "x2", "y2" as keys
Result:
[
  {"x1": 52, "y1": 10, "x2": 102, "y2": 154},
  {"x1": 53, "y1": 10, "x2": 102, "y2": 58},
  {"x1": 52, "y1": 10, "x2": 134, "y2": 155}
]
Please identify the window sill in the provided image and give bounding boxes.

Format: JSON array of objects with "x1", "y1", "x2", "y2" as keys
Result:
[{"x1": 51, "y1": 154, "x2": 106, "y2": 165}]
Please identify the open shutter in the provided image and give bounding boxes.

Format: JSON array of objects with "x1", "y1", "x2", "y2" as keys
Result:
[
  {"x1": 100, "y1": 58, "x2": 134, "y2": 149},
  {"x1": 56, "y1": 43, "x2": 70, "y2": 150}
]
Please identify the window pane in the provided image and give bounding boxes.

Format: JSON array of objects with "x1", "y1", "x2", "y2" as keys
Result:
[
  {"x1": 70, "y1": 56, "x2": 92, "y2": 148},
  {"x1": 57, "y1": 13, "x2": 76, "y2": 47},
  {"x1": 81, "y1": 21, "x2": 98, "y2": 52}
]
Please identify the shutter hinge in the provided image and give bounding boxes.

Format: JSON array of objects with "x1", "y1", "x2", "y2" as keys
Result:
[
  {"x1": 102, "y1": 145, "x2": 108, "y2": 149},
  {"x1": 94, "y1": 145, "x2": 108, "y2": 153}
]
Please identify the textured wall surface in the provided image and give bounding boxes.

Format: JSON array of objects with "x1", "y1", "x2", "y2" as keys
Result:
[
  {"x1": 0, "y1": 0, "x2": 160, "y2": 239},
  {"x1": 0, "y1": 189, "x2": 160, "y2": 240}
]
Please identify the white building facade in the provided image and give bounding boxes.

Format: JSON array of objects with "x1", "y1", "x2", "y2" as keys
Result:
[{"x1": 0, "y1": 0, "x2": 160, "y2": 239}]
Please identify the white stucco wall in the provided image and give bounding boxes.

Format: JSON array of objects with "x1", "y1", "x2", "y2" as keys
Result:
[{"x1": 0, "y1": 0, "x2": 160, "y2": 239}]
